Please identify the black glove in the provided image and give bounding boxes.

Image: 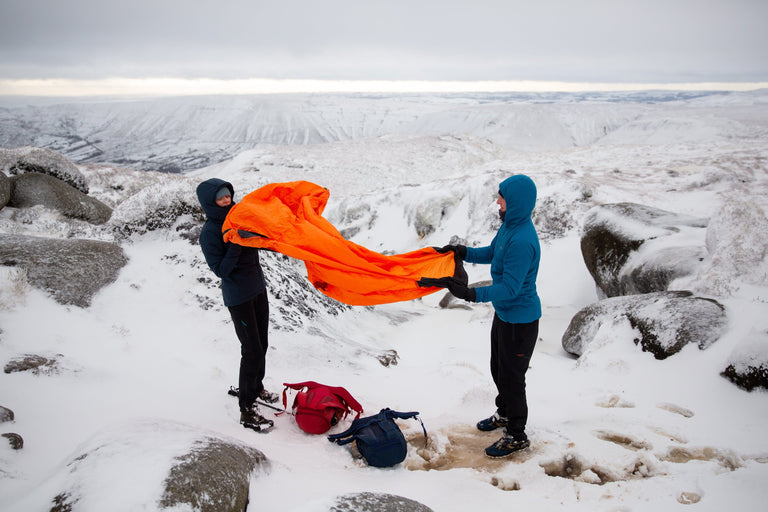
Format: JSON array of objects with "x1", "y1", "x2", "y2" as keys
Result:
[
  {"x1": 434, "y1": 244, "x2": 467, "y2": 260},
  {"x1": 417, "y1": 277, "x2": 476, "y2": 302}
]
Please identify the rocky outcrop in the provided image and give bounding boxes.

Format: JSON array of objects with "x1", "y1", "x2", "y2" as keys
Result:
[
  {"x1": 562, "y1": 291, "x2": 728, "y2": 360},
  {"x1": 0, "y1": 146, "x2": 89, "y2": 193},
  {"x1": 580, "y1": 203, "x2": 708, "y2": 298},
  {"x1": 0, "y1": 233, "x2": 127, "y2": 307},
  {"x1": 8, "y1": 172, "x2": 112, "y2": 224}
]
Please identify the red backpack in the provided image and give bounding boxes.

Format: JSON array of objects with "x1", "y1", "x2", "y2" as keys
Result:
[{"x1": 282, "y1": 381, "x2": 364, "y2": 434}]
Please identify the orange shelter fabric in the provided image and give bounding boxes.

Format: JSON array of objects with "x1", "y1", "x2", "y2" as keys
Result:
[{"x1": 222, "y1": 181, "x2": 459, "y2": 306}]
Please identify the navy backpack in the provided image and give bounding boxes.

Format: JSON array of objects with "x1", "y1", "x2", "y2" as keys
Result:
[{"x1": 328, "y1": 408, "x2": 427, "y2": 467}]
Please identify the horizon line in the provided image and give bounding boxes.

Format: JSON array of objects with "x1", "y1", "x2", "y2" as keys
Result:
[{"x1": 1, "y1": 77, "x2": 767, "y2": 97}]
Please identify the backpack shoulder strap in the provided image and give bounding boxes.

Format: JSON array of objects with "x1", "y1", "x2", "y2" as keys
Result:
[{"x1": 384, "y1": 409, "x2": 428, "y2": 447}]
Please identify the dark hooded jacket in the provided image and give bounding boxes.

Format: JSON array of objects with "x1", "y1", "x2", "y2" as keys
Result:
[
  {"x1": 197, "y1": 178, "x2": 266, "y2": 307},
  {"x1": 465, "y1": 174, "x2": 541, "y2": 323}
]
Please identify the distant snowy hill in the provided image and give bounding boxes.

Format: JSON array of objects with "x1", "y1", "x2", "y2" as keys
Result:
[{"x1": 2, "y1": 90, "x2": 767, "y2": 173}]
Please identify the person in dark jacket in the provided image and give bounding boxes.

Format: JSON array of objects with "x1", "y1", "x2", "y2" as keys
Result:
[
  {"x1": 419, "y1": 174, "x2": 541, "y2": 457},
  {"x1": 197, "y1": 178, "x2": 277, "y2": 431}
]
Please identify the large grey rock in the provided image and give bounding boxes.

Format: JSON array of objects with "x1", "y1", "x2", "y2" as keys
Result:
[
  {"x1": 721, "y1": 329, "x2": 768, "y2": 391},
  {"x1": 9, "y1": 173, "x2": 112, "y2": 224},
  {"x1": 47, "y1": 421, "x2": 269, "y2": 512},
  {"x1": 580, "y1": 203, "x2": 708, "y2": 298},
  {"x1": 0, "y1": 233, "x2": 127, "y2": 307},
  {"x1": 160, "y1": 438, "x2": 267, "y2": 512},
  {"x1": 0, "y1": 172, "x2": 10, "y2": 209},
  {"x1": 0, "y1": 146, "x2": 89, "y2": 193},
  {"x1": 330, "y1": 492, "x2": 434, "y2": 512},
  {"x1": 562, "y1": 291, "x2": 727, "y2": 360}
]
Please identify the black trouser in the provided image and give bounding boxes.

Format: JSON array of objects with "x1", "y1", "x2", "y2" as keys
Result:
[
  {"x1": 228, "y1": 292, "x2": 269, "y2": 411},
  {"x1": 490, "y1": 314, "x2": 539, "y2": 438}
]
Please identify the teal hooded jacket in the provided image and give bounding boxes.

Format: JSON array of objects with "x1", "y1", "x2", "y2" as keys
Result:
[{"x1": 465, "y1": 175, "x2": 541, "y2": 324}]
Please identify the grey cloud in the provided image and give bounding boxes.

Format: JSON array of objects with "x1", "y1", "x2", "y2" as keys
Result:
[{"x1": 1, "y1": 0, "x2": 766, "y2": 82}]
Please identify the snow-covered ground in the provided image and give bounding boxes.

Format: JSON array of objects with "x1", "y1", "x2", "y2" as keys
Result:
[{"x1": 1, "y1": 90, "x2": 768, "y2": 511}]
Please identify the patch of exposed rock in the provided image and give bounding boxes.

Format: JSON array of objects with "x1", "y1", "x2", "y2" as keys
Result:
[
  {"x1": 0, "y1": 405, "x2": 13, "y2": 423},
  {"x1": 4, "y1": 353, "x2": 63, "y2": 375}
]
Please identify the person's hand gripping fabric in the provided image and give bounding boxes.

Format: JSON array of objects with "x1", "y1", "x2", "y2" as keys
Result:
[{"x1": 417, "y1": 276, "x2": 476, "y2": 302}]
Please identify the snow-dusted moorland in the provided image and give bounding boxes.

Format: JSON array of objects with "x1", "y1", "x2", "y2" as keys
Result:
[{"x1": 1, "y1": 90, "x2": 768, "y2": 511}]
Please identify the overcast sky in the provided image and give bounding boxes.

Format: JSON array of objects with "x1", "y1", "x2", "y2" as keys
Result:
[{"x1": 1, "y1": 0, "x2": 767, "y2": 87}]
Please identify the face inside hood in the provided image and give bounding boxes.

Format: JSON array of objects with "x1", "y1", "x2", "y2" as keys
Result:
[
  {"x1": 499, "y1": 174, "x2": 537, "y2": 225},
  {"x1": 196, "y1": 178, "x2": 235, "y2": 222}
]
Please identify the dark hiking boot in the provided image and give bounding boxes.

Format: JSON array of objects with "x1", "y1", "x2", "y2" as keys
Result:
[
  {"x1": 477, "y1": 412, "x2": 508, "y2": 432},
  {"x1": 259, "y1": 388, "x2": 280, "y2": 404},
  {"x1": 240, "y1": 407, "x2": 274, "y2": 432},
  {"x1": 485, "y1": 434, "x2": 530, "y2": 458}
]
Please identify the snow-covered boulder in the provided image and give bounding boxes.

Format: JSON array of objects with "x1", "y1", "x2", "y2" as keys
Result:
[
  {"x1": 0, "y1": 146, "x2": 88, "y2": 194},
  {"x1": 0, "y1": 233, "x2": 127, "y2": 307},
  {"x1": 330, "y1": 492, "x2": 434, "y2": 512},
  {"x1": 721, "y1": 329, "x2": 768, "y2": 391},
  {"x1": 43, "y1": 421, "x2": 268, "y2": 512},
  {"x1": 562, "y1": 291, "x2": 727, "y2": 360},
  {"x1": 580, "y1": 203, "x2": 708, "y2": 298},
  {"x1": 692, "y1": 198, "x2": 768, "y2": 297},
  {"x1": 108, "y1": 179, "x2": 203, "y2": 239},
  {"x1": 0, "y1": 172, "x2": 10, "y2": 209},
  {"x1": 9, "y1": 173, "x2": 112, "y2": 224}
]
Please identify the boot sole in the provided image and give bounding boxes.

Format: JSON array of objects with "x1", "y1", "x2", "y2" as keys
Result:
[
  {"x1": 242, "y1": 420, "x2": 275, "y2": 433},
  {"x1": 484, "y1": 441, "x2": 530, "y2": 458}
]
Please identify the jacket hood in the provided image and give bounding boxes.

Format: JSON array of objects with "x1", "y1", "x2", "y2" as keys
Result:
[
  {"x1": 197, "y1": 178, "x2": 235, "y2": 222},
  {"x1": 499, "y1": 174, "x2": 537, "y2": 226}
]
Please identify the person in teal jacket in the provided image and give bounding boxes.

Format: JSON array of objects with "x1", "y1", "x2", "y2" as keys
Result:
[{"x1": 419, "y1": 174, "x2": 541, "y2": 457}]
